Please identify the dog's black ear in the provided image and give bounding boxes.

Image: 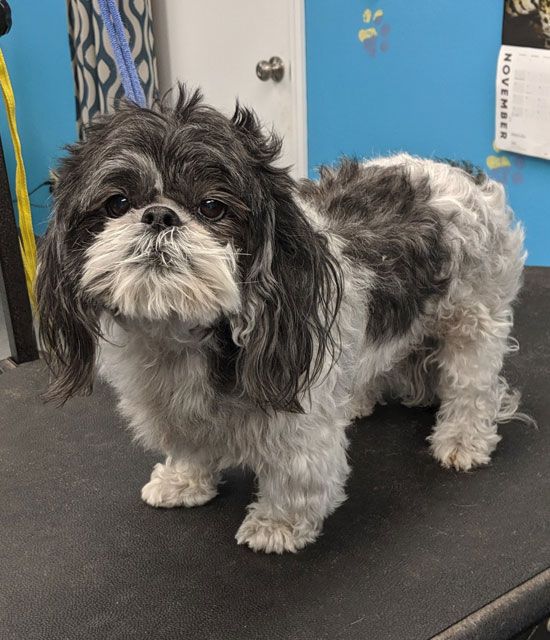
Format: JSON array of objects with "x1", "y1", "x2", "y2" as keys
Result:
[
  {"x1": 231, "y1": 173, "x2": 342, "y2": 413},
  {"x1": 172, "y1": 83, "x2": 204, "y2": 121},
  {"x1": 230, "y1": 102, "x2": 342, "y2": 411},
  {"x1": 37, "y1": 221, "x2": 100, "y2": 403},
  {"x1": 231, "y1": 102, "x2": 283, "y2": 165}
]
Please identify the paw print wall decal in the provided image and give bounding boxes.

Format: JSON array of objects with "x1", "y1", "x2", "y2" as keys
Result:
[
  {"x1": 358, "y1": 6, "x2": 390, "y2": 57},
  {"x1": 486, "y1": 143, "x2": 525, "y2": 185}
]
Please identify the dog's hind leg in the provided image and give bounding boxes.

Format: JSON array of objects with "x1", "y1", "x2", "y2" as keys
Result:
[
  {"x1": 428, "y1": 303, "x2": 521, "y2": 471},
  {"x1": 384, "y1": 344, "x2": 439, "y2": 408},
  {"x1": 346, "y1": 379, "x2": 383, "y2": 421}
]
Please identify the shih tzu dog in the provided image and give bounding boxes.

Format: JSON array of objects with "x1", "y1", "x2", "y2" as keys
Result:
[{"x1": 37, "y1": 86, "x2": 526, "y2": 553}]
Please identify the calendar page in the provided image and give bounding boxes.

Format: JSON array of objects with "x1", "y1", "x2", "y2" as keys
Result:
[
  {"x1": 495, "y1": 2, "x2": 550, "y2": 160},
  {"x1": 495, "y1": 46, "x2": 550, "y2": 160}
]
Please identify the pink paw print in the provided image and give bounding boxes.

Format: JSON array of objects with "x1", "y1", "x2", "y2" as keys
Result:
[{"x1": 358, "y1": 7, "x2": 390, "y2": 57}]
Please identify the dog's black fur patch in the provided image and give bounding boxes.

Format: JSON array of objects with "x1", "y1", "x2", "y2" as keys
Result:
[
  {"x1": 439, "y1": 158, "x2": 487, "y2": 186},
  {"x1": 300, "y1": 159, "x2": 451, "y2": 341}
]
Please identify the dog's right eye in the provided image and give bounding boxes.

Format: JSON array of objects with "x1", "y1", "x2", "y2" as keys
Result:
[{"x1": 105, "y1": 194, "x2": 131, "y2": 217}]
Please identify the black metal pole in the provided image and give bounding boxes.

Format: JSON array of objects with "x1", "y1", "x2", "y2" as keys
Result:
[{"x1": 0, "y1": 135, "x2": 38, "y2": 363}]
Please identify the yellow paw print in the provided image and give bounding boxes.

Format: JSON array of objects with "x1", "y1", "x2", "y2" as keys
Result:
[
  {"x1": 358, "y1": 6, "x2": 390, "y2": 56},
  {"x1": 486, "y1": 142, "x2": 511, "y2": 170},
  {"x1": 486, "y1": 142, "x2": 524, "y2": 185},
  {"x1": 358, "y1": 9, "x2": 384, "y2": 41},
  {"x1": 486, "y1": 155, "x2": 512, "y2": 170}
]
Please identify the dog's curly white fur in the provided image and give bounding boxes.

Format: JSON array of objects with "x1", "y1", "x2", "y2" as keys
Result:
[{"x1": 37, "y1": 87, "x2": 526, "y2": 553}]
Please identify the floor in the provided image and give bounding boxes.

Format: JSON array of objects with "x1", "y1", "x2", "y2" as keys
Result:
[{"x1": 0, "y1": 267, "x2": 549, "y2": 640}]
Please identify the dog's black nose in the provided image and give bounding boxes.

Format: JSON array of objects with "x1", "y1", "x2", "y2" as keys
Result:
[{"x1": 141, "y1": 206, "x2": 182, "y2": 230}]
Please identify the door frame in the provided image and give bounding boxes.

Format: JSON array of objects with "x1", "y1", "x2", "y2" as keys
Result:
[{"x1": 290, "y1": 0, "x2": 308, "y2": 178}]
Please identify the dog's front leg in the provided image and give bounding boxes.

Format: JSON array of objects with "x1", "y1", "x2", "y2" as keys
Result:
[
  {"x1": 236, "y1": 419, "x2": 350, "y2": 553},
  {"x1": 141, "y1": 452, "x2": 220, "y2": 508}
]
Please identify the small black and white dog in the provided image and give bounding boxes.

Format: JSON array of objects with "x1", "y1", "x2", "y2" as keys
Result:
[{"x1": 38, "y1": 87, "x2": 526, "y2": 553}]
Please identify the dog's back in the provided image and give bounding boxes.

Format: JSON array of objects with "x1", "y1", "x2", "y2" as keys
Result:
[{"x1": 300, "y1": 153, "x2": 525, "y2": 331}]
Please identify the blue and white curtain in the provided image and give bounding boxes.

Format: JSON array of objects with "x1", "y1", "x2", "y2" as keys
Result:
[{"x1": 67, "y1": 0, "x2": 158, "y2": 137}]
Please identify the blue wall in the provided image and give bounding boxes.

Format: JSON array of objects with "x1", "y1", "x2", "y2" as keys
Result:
[
  {"x1": 0, "y1": 1, "x2": 76, "y2": 235},
  {"x1": 2, "y1": 1, "x2": 548, "y2": 264},
  {"x1": 305, "y1": 0, "x2": 550, "y2": 266}
]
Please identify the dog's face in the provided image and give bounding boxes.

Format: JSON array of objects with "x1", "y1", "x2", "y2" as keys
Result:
[
  {"x1": 79, "y1": 177, "x2": 242, "y2": 327},
  {"x1": 37, "y1": 87, "x2": 341, "y2": 410}
]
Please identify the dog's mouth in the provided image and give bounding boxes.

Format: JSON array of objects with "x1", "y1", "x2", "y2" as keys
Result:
[
  {"x1": 144, "y1": 248, "x2": 175, "y2": 268},
  {"x1": 130, "y1": 228, "x2": 182, "y2": 269}
]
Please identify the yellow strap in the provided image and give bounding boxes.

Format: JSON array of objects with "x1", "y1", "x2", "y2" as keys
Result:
[{"x1": 0, "y1": 48, "x2": 37, "y2": 308}]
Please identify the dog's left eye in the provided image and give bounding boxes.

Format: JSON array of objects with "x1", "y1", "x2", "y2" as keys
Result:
[
  {"x1": 105, "y1": 194, "x2": 131, "y2": 217},
  {"x1": 198, "y1": 199, "x2": 227, "y2": 221}
]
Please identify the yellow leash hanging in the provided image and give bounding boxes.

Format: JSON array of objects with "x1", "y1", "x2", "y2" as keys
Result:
[{"x1": 0, "y1": 48, "x2": 37, "y2": 308}]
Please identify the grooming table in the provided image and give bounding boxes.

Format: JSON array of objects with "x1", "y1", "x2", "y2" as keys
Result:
[{"x1": 1, "y1": 267, "x2": 549, "y2": 640}]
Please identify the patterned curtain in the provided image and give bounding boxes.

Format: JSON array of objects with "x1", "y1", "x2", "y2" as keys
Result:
[{"x1": 67, "y1": 0, "x2": 158, "y2": 138}]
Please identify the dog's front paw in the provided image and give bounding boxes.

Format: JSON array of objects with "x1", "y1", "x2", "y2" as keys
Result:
[
  {"x1": 235, "y1": 506, "x2": 320, "y2": 554},
  {"x1": 141, "y1": 462, "x2": 218, "y2": 508},
  {"x1": 429, "y1": 432, "x2": 501, "y2": 471}
]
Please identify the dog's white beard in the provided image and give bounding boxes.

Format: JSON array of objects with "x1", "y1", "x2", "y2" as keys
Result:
[{"x1": 81, "y1": 216, "x2": 240, "y2": 324}]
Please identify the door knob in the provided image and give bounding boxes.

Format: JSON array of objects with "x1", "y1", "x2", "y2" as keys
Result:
[{"x1": 256, "y1": 56, "x2": 285, "y2": 82}]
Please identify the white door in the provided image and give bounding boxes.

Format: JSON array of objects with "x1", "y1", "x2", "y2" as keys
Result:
[{"x1": 151, "y1": 0, "x2": 307, "y2": 177}]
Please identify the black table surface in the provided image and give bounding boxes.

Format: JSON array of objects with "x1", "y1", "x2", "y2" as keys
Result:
[{"x1": 1, "y1": 268, "x2": 549, "y2": 640}]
